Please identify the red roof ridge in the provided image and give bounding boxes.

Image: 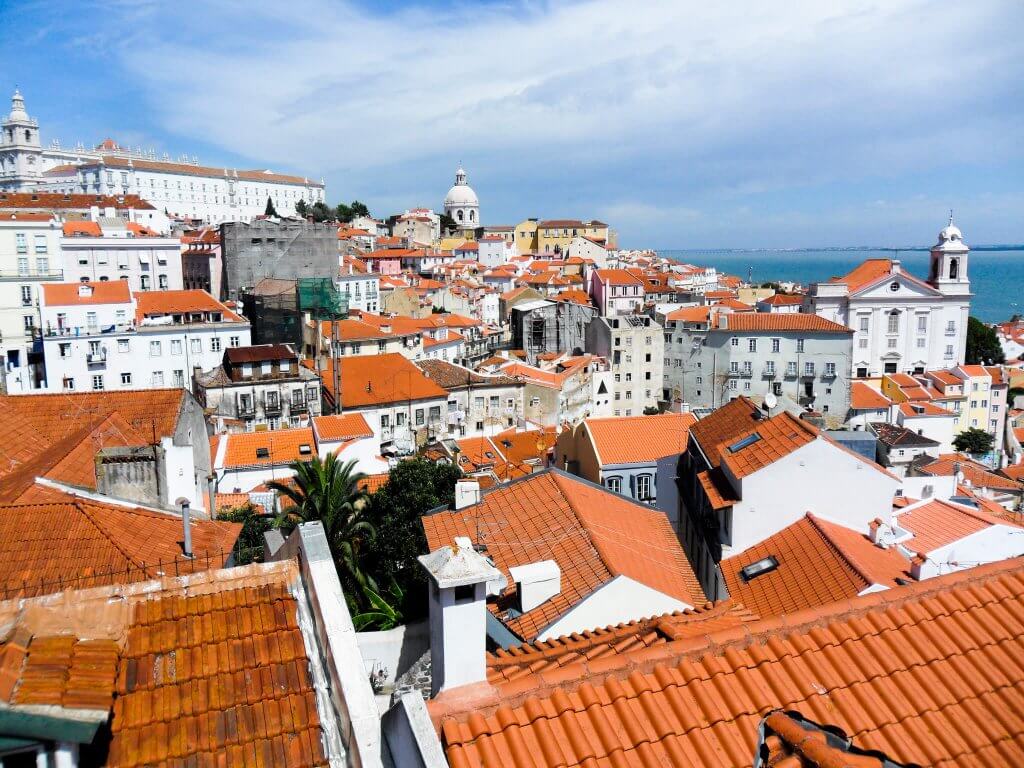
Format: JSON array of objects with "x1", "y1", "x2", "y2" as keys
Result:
[
  {"x1": 432, "y1": 555, "x2": 1024, "y2": 723},
  {"x1": 803, "y1": 513, "x2": 876, "y2": 590}
]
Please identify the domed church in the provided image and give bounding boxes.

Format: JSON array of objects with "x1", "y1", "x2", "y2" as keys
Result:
[{"x1": 443, "y1": 166, "x2": 480, "y2": 227}]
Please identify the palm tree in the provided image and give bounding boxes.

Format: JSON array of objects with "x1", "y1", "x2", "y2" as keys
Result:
[{"x1": 267, "y1": 455, "x2": 376, "y2": 599}]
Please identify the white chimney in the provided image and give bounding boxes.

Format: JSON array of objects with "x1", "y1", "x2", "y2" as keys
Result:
[
  {"x1": 418, "y1": 540, "x2": 502, "y2": 696},
  {"x1": 892, "y1": 260, "x2": 902, "y2": 275},
  {"x1": 454, "y1": 479, "x2": 481, "y2": 510},
  {"x1": 509, "y1": 560, "x2": 561, "y2": 613}
]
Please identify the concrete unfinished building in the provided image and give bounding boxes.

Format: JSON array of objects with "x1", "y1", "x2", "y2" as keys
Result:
[
  {"x1": 220, "y1": 218, "x2": 339, "y2": 300},
  {"x1": 511, "y1": 299, "x2": 596, "y2": 365}
]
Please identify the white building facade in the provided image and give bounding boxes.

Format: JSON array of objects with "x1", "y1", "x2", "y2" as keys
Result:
[
  {"x1": 60, "y1": 219, "x2": 183, "y2": 292},
  {"x1": 336, "y1": 272, "x2": 380, "y2": 314},
  {"x1": 806, "y1": 218, "x2": 971, "y2": 378},
  {"x1": 0, "y1": 213, "x2": 62, "y2": 381},
  {"x1": 34, "y1": 283, "x2": 250, "y2": 394},
  {"x1": 0, "y1": 89, "x2": 325, "y2": 224}
]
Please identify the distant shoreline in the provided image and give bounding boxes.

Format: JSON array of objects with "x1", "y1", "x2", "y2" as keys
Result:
[{"x1": 656, "y1": 244, "x2": 1024, "y2": 254}]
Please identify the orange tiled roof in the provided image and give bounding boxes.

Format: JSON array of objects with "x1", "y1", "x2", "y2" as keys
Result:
[
  {"x1": 62, "y1": 220, "x2": 102, "y2": 236},
  {"x1": 42, "y1": 280, "x2": 131, "y2": 306},
  {"x1": 135, "y1": 288, "x2": 245, "y2": 323},
  {"x1": 217, "y1": 427, "x2": 315, "y2": 469},
  {"x1": 584, "y1": 412, "x2": 695, "y2": 465},
  {"x1": 310, "y1": 353, "x2": 447, "y2": 408},
  {"x1": 0, "y1": 390, "x2": 188, "y2": 500},
  {"x1": 0, "y1": 192, "x2": 155, "y2": 211},
  {"x1": 422, "y1": 470, "x2": 706, "y2": 642},
  {"x1": 696, "y1": 467, "x2": 738, "y2": 509},
  {"x1": 850, "y1": 381, "x2": 891, "y2": 410},
  {"x1": 665, "y1": 305, "x2": 711, "y2": 323},
  {"x1": 0, "y1": 633, "x2": 119, "y2": 712},
  {"x1": 918, "y1": 453, "x2": 1022, "y2": 492},
  {"x1": 688, "y1": 396, "x2": 762, "y2": 467},
  {"x1": 758, "y1": 293, "x2": 805, "y2": 306},
  {"x1": 722, "y1": 514, "x2": 910, "y2": 618},
  {"x1": 357, "y1": 473, "x2": 390, "y2": 494},
  {"x1": 594, "y1": 268, "x2": 644, "y2": 286},
  {"x1": 311, "y1": 413, "x2": 373, "y2": 442},
  {"x1": 896, "y1": 497, "x2": 1012, "y2": 552},
  {"x1": 717, "y1": 313, "x2": 852, "y2": 333},
  {"x1": 714, "y1": 411, "x2": 818, "y2": 479},
  {"x1": 553, "y1": 289, "x2": 592, "y2": 306},
  {"x1": 0, "y1": 497, "x2": 239, "y2": 599},
  {"x1": 486, "y1": 601, "x2": 759, "y2": 685},
  {"x1": 830, "y1": 258, "x2": 893, "y2": 292},
  {"x1": 433, "y1": 555, "x2": 1024, "y2": 768}
]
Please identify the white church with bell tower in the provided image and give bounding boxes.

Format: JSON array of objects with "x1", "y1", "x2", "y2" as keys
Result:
[{"x1": 806, "y1": 215, "x2": 972, "y2": 378}]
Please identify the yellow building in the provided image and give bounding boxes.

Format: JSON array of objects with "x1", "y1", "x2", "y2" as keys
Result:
[
  {"x1": 536, "y1": 219, "x2": 610, "y2": 256},
  {"x1": 514, "y1": 219, "x2": 538, "y2": 254}
]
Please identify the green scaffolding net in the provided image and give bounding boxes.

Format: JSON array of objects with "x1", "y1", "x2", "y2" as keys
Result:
[{"x1": 297, "y1": 277, "x2": 348, "y2": 319}]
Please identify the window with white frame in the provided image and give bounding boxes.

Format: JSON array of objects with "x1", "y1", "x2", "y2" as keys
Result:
[
  {"x1": 605, "y1": 476, "x2": 621, "y2": 493},
  {"x1": 210, "y1": 337, "x2": 222, "y2": 352},
  {"x1": 859, "y1": 316, "x2": 869, "y2": 332},
  {"x1": 748, "y1": 338, "x2": 757, "y2": 352},
  {"x1": 917, "y1": 315, "x2": 927, "y2": 333},
  {"x1": 118, "y1": 339, "x2": 130, "y2": 353},
  {"x1": 92, "y1": 375, "x2": 104, "y2": 391},
  {"x1": 121, "y1": 372, "x2": 132, "y2": 386},
  {"x1": 887, "y1": 311, "x2": 899, "y2": 334},
  {"x1": 170, "y1": 339, "x2": 182, "y2": 355},
  {"x1": 152, "y1": 371, "x2": 164, "y2": 387},
  {"x1": 825, "y1": 362, "x2": 836, "y2": 377},
  {"x1": 150, "y1": 340, "x2": 161, "y2": 356},
  {"x1": 796, "y1": 339, "x2": 804, "y2": 353},
  {"x1": 804, "y1": 361, "x2": 815, "y2": 376},
  {"x1": 771, "y1": 338, "x2": 780, "y2": 353},
  {"x1": 635, "y1": 474, "x2": 652, "y2": 501}
]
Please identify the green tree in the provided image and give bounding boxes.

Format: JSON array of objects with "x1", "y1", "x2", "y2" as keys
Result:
[
  {"x1": 363, "y1": 458, "x2": 462, "y2": 620},
  {"x1": 953, "y1": 427, "x2": 994, "y2": 455},
  {"x1": 295, "y1": 199, "x2": 309, "y2": 218},
  {"x1": 307, "y1": 201, "x2": 334, "y2": 223},
  {"x1": 264, "y1": 196, "x2": 278, "y2": 217},
  {"x1": 965, "y1": 316, "x2": 1005, "y2": 365},
  {"x1": 267, "y1": 455, "x2": 375, "y2": 602},
  {"x1": 216, "y1": 502, "x2": 273, "y2": 565},
  {"x1": 438, "y1": 212, "x2": 458, "y2": 234},
  {"x1": 349, "y1": 200, "x2": 370, "y2": 219},
  {"x1": 335, "y1": 202, "x2": 353, "y2": 222},
  {"x1": 353, "y1": 581, "x2": 405, "y2": 632}
]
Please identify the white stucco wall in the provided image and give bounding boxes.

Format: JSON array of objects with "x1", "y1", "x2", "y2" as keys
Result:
[
  {"x1": 536, "y1": 575, "x2": 691, "y2": 641},
  {"x1": 727, "y1": 438, "x2": 899, "y2": 556}
]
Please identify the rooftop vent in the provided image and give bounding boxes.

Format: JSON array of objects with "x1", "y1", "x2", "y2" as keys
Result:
[
  {"x1": 739, "y1": 555, "x2": 779, "y2": 582},
  {"x1": 728, "y1": 432, "x2": 762, "y2": 453},
  {"x1": 509, "y1": 560, "x2": 561, "y2": 613}
]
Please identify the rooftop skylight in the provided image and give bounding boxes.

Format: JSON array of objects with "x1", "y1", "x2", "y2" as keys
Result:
[
  {"x1": 728, "y1": 432, "x2": 762, "y2": 453},
  {"x1": 739, "y1": 555, "x2": 779, "y2": 582}
]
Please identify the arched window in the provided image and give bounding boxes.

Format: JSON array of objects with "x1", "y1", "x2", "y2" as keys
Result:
[
  {"x1": 469, "y1": 209, "x2": 475, "y2": 222},
  {"x1": 605, "y1": 476, "x2": 621, "y2": 494},
  {"x1": 949, "y1": 258, "x2": 959, "y2": 280},
  {"x1": 24, "y1": 130, "x2": 31, "y2": 142},
  {"x1": 456, "y1": 210, "x2": 463, "y2": 222}
]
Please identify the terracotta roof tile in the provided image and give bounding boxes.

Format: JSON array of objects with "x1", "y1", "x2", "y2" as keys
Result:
[
  {"x1": 0, "y1": 192, "x2": 156, "y2": 211},
  {"x1": 919, "y1": 453, "x2": 1022, "y2": 492},
  {"x1": 42, "y1": 280, "x2": 131, "y2": 306},
  {"x1": 850, "y1": 382, "x2": 891, "y2": 410},
  {"x1": 584, "y1": 412, "x2": 695, "y2": 465},
  {"x1": 895, "y1": 498, "x2": 1013, "y2": 553},
  {"x1": 8, "y1": 635, "x2": 120, "y2": 711},
  {"x1": 688, "y1": 396, "x2": 762, "y2": 467},
  {"x1": 486, "y1": 601, "x2": 759, "y2": 685},
  {"x1": 717, "y1": 313, "x2": 852, "y2": 333},
  {"x1": 723, "y1": 514, "x2": 911, "y2": 618},
  {"x1": 422, "y1": 470, "x2": 706, "y2": 642},
  {"x1": 593, "y1": 268, "x2": 644, "y2": 286},
  {"x1": 308, "y1": 353, "x2": 447, "y2": 408},
  {"x1": 829, "y1": 258, "x2": 894, "y2": 292},
  {"x1": 216, "y1": 427, "x2": 316, "y2": 469},
  {"x1": 135, "y1": 288, "x2": 245, "y2": 323},
  {"x1": 0, "y1": 496, "x2": 239, "y2": 600},
  {"x1": 715, "y1": 411, "x2": 818, "y2": 479},
  {"x1": 432, "y1": 556, "x2": 1024, "y2": 768},
  {"x1": 312, "y1": 413, "x2": 373, "y2": 442}
]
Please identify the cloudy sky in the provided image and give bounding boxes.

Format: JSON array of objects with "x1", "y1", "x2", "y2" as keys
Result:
[{"x1": 2, "y1": 0, "x2": 1022, "y2": 248}]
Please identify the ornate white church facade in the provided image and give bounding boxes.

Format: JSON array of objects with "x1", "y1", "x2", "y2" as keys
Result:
[{"x1": 806, "y1": 218, "x2": 972, "y2": 378}]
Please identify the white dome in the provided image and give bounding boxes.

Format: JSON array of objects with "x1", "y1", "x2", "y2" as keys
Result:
[
  {"x1": 939, "y1": 223, "x2": 962, "y2": 243},
  {"x1": 8, "y1": 89, "x2": 28, "y2": 122},
  {"x1": 445, "y1": 183, "x2": 479, "y2": 208}
]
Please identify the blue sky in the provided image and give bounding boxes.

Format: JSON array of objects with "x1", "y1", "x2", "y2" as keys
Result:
[{"x1": 2, "y1": 0, "x2": 1022, "y2": 248}]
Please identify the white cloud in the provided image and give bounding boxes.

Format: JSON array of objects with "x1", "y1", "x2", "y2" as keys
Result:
[{"x1": 82, "y1": 0, "x2": 1024, "y2": 244}]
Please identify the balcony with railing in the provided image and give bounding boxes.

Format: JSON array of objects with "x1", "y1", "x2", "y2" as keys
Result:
[
  {"x1": 263, "y1": 395, "x2": 282, "y2": 416},
  {"x1": 290, "y1": 397, "x2": 308, "y2": 413},
  {"x1": 86, "y1": 349, "x2": 107, "y2": 366},
  {"x1": 0, "y1": 268, "x2": 64, "y2": 282},
  {"x1": 762, "y1": 364, "x2": 776, "y2": 378},
  {"x1": 236, "y1": 398, "x2": 256, "y2": 418},
  {"x1": 45, "y1": 323, "x2": 135, "y2": 338}
]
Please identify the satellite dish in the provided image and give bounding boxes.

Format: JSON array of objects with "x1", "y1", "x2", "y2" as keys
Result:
[{"x1": 764, "y1": 393, "x2": 778, "y2": 410}]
